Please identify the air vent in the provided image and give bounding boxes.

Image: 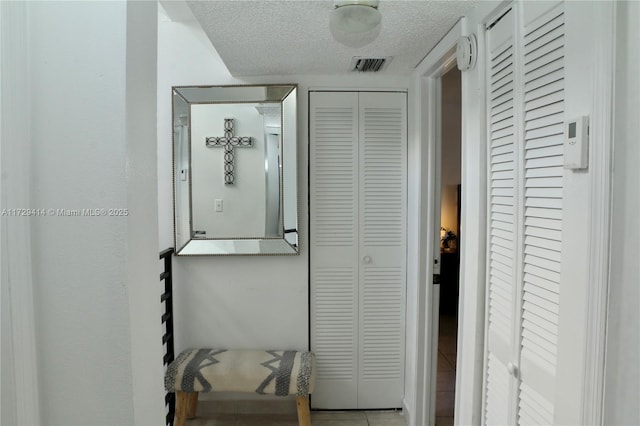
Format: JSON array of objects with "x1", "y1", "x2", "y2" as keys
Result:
[{"x1": 350, "y1": 56, "x2": 392, "y2": 72}]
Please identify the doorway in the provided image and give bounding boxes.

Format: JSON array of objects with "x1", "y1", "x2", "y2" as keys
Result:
[
  {"x1": 412, "y1": 19, "x2": 487, "y2": 426},
  {"x1": 435, "y1": 67, "x2": 461, "y2": 426}
]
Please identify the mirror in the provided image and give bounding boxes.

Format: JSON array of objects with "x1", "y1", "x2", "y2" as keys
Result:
[{"x1": 173, "y1": 84, "x2": 299, "y2": 255}]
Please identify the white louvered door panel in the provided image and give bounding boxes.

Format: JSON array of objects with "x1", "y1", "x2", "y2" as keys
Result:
[
  {"x1": 486, "y1": 353, "x2": 511, "y2": 426},
  {"x1": 483, "y1": 2, "x2": 566, "y2": 425},
  {"x1": 484, "y1": 8, "x2": 519, "y2": 425},
  {"x1": 357, "y1": 92, "x2": 407, "y2": 408},
  {"x1": 518, "y1": 4, "x2": 564, "y2": 424},
  {"x1": 310, "y1": 91, "x2": 406, "y2": 410},
  {"x1": 310, "y1": 92, "x2": 359, "y2": 409}
]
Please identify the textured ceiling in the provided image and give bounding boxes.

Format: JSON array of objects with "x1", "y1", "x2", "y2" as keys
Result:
[{"x1": 186, "y1": 0, "x2": 477, "y2": 76}]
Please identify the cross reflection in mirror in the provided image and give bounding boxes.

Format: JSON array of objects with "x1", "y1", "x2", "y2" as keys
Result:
[{"x1": 205, "y1": 118, "x2": 253, "y2": 184}]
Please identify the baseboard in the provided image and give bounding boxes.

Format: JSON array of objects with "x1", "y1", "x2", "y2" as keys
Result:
[{"x1": 402, "y1": 398, "x2": 412, "y2": 426}]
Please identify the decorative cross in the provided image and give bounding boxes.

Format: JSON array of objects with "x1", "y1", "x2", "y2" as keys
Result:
[{"x1": 205, "y1": 118, "x2": 253, "y2": 185}]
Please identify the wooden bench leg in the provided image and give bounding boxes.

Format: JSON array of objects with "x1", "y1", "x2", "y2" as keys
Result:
[
  {"x1": 174, "y1": 392, "x2": 188, "y2": 426},
  {"x1": 296, "y1": 396, "x2": 311, "y2": 426},
  {"x1": 186, "y1": 392, "x2": 198, "y2": 419}
]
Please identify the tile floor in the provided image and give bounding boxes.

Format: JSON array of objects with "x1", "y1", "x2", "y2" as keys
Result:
[
  {"x1": 180, "y1": 315, "x2": 457, "y2": 426},
  {"x1": 435, "y1": 314, "x2": 458, "y2": 426},
  {"x1": 186, "y1": 400, "x2": 406, "y2": 426}
]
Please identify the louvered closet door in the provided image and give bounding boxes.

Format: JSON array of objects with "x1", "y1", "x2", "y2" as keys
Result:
[
  {"x1": 483, "y1": 2, "x2": 565, "y2": 425},
  {"x1": 518, "y1": 4, "x2": 564, "y2": 424},
  {"x1": 485, "y1": 8, "x2": 518, "y2": 425},
  {"x1": 357, "y1": 92, "x2": 407, "y2": 408},
  {"x1": 310, "y1": 92, "x2": 360, "y2": 409},
  {"x1": 310, "y1": 91, "x2": 407, "y2": 410}
]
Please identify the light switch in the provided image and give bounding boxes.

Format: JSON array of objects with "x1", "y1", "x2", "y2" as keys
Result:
[
  {"x1": 215, "y1": 199, "x2": 223, "y2": 212},
  {"x1": 564, "y1": 116, "x2": 589, "y2": 170}
]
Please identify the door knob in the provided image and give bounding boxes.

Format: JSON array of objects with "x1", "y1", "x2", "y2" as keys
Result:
[
  {"x1": 507, "y1": 362, "x2": 519, "y2": 377},
  {"x1": 363, "y1": 255, "x2": 372, "y2": 264}
]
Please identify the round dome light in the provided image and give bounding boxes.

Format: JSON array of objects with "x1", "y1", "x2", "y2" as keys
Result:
[{"x1": 329, "y1": 1, "x2": 382, "y2": 48}]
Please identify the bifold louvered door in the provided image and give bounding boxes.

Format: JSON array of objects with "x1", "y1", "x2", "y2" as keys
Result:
[
  {"x1": 484, "y1": 2, "x2": 565, "y2": 425},
  {"x1": 310, "y1": 92, "x2": 360, "y2": 409},
  {"x1": 310, "y1": 91, "x2": 407, "y2": 410},
  {"x1": 485, "y1": 7, "x2": 518, "y2": 425}
]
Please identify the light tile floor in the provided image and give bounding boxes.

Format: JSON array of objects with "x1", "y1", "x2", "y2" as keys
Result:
[
  {"x1": 435, "y1": 314, "x2": 458, "y2": 426},
  {"x1": 189, "y1": 400, "x2": 406, "y2": 426},
  {"x1": 182, "y1": 315, "x2": 458, "y2": 426}
]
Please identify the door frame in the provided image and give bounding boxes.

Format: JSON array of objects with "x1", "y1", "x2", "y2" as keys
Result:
[
  {"x1": 0, "y1": 2, "x2": 41, "y2": 425},
  {"x1": 410, "y1": 16, "x2": 491, "y2": 425}
]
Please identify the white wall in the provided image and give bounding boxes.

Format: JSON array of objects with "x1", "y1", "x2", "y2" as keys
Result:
[
  {"x1": 553, "y1": 2, "x2": 619, "y2": 422},
  {"x1": 191, "y1": 103, "x2": 266, "y2": 237},
  {"x1": 157, "y1": 5, "x2": 241, "y2": 251},
  {"x1": 604, "y1": 1, "x2": 640, "y2": 424},
  {"x1": 440, "y1": 68, "x2": 461, "y2": 238},
  {"x1": 25, "y1": 2, "x2": 162, "y2": 424},
  {"x1": 157, "y1": 9, "x2": 409, "y2": 399}
]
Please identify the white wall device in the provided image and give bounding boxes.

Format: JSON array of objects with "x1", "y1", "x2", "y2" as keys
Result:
[
  {"x1": 564, "y1": 116, "x2": 589, "y2": 170},
  {"x1": 456, "y1": 34, "x2": 477, "y2": 71}
]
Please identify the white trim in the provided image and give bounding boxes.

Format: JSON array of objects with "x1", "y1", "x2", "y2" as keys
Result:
[
  {"x1": 401, "y1": 398, "x2": 411, "y2": 425},
  {"x1": 126, "y1": 2, "x2": 167, "y2": 425},
  {"x1": 0, "y1": 2, "x2": 6, "y2": 421},
  {"x1": 582, "y1": 2, "x2": 615, "y2": 424},
  {"x1": 414, "y1": 20, "x2": 462, "y2": 78},
  {"x1": 0, "y1": 2, "x2": 41, "y2": 425},
  {"x1": 405, "y1": 64, "x2": 423, "y2": 422},
  {"x1": 409, "y1": 19, "x2": 464, "y2": 426},
  {"x1": 454, "y1": 14, "x2": 490, "y2": 426},
  {"x1": 429, "y1": 76, "x2": 442, "y2": 426}
]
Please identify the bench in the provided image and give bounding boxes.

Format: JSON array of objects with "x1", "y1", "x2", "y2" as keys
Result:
[{"x1": 165, "y1": 348, "x2": 316, "y2": 426}]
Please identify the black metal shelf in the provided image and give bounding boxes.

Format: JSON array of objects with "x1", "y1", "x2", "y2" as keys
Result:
[{"x1": 160, "y1": 248, "x2": 175, "y2": 426}]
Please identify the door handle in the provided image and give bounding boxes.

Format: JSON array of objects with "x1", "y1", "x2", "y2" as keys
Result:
[
  {"x1": 507, "y1": 362, "x2": 519, "y2": 378},
  {"x1": 363, "y1": 255, "x2": 372, "y2": 264}
]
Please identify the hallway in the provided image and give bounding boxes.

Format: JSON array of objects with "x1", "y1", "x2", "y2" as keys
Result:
[{"x1": 436, "y1": 314, "x2": 457, "y2": 426}]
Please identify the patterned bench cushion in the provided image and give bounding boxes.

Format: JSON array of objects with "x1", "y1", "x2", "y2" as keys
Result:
[{"x1": 165, "y1": 349, "x2": 315, "y2": 397}]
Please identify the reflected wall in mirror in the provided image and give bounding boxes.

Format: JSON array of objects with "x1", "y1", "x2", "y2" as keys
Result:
[{"x1": 173, "y1": 84, "x2": 299, "y2": 255}]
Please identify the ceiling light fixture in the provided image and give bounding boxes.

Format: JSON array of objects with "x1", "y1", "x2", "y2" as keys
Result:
[{"x1": 329, "y1": 0, "x2": 382, "y2": 48}]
